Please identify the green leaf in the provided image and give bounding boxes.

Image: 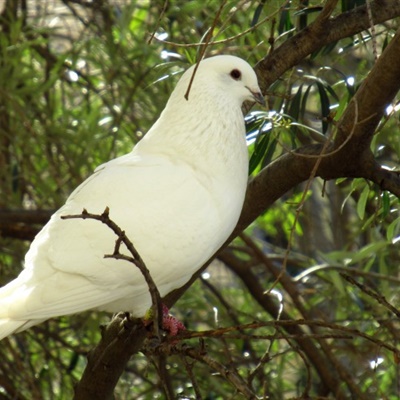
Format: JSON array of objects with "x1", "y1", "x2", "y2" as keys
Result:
[
  {"x1": 381, "y1": 191, "x2": 391, "y2": 218},
  {"x1": 287, "y1": 84, "x2": 303, "y2": 121},
  {"x1": 261, "y1": 134, "x2": 278, "y2": 167},
  {"x1": 299, "y1": 84, "x2": 313, "y2": 129},
  {"x1": 386, "y1": 217, "x2": 400, "y2": 243},
  {"x1": 334, "y1": 91, "x2": 350, "y2": 121},
  {"x1": 347, "y1": 241, "x2": 387, "y2": 264},
  {"x1": 249, "y1": 131, "x2": 271, "y2": 174},
  {"x1": 315, "y1": 81, "x2": 330, "y2": 134},
  {"x1": 278, "y1": 7, "x2": 293, "y2": 35},
  {"x1": 357, "y1": 184, "x2": 370, "y2": 220},
  {"x1": 251, "y1": 0, "x2": 267, "y2": 27},
  {"x1": 329, "y1": 271, "x2": 346, "y2": 295}
]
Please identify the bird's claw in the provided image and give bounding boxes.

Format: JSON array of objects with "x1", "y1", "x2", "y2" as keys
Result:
[{"x1": 142, "y1": 304, "x2": 186, "y2": 336}]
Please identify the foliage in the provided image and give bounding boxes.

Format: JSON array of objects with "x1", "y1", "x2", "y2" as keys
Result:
[{"x1": 0, "y1": 1, "x2": 400, "y2": 399}]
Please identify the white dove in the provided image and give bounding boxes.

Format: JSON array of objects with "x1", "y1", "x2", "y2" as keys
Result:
[{"x1": 0, "y1": 55, "x2": 264, "y2": 339}]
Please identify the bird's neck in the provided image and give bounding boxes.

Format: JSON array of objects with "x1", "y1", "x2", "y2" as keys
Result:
[{"x1": 137, "y1": 89, "x2": 247, "y2": 169}]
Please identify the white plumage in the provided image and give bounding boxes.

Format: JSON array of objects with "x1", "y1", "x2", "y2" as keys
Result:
[{"x1": 0, "y1": 55, "x2": 264, "y2": 339}]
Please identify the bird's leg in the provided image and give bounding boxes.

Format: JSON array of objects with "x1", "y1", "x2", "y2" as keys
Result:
[{"x1": 143, "y1": 304, "x2": 185, "y2": 336}]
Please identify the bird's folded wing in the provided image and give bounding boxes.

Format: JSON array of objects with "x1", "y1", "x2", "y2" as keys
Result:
[
  {"x1": 9, "y1": 151, "x2": 222, "y2": 320},
  {"x1": 4, "y1": 270, "x2": 139, "y2": 320}
]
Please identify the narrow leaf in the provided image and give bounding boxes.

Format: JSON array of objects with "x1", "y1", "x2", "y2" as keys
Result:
[
  {"x1": 348, "y1": 241, "x2": 387, "y2": 264},
  {"x1": 381, "y1": 191, "x2": 391, "y2": 218},
  {"x1": 356, "y1": 184, "x2": 369, "y2": 220},
  {"x1": 251, "y1": 0, "x2": 267, "y2": 27},
  {"x1": 316, "y1": 81, "x2": 330, "y2": 134}
]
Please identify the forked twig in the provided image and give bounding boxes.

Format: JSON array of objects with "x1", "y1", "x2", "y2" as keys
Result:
[
  {"x1": 61, "y1": 207, "x2": 163, "y2": 338},
  {"x1": 341, "y1": 273, "x2": 400, "y2": 318}
]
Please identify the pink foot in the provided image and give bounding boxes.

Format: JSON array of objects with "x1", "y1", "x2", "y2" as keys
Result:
[
  {"x1": 161, "y1": 304, "x2": 186, "y2": 336},
  {"x1": 143, "y1": 304, "x2": 186, "y2": 336}
]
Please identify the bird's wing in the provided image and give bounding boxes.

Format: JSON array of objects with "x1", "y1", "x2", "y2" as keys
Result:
[
  {"x1": 6, "y1": 152, "x2": 223, "y2": 320},
  {"x1": 3, "y1": 269, "x2": 137, "y2": 320}
]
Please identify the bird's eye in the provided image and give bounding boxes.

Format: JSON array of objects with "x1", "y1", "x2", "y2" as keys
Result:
[{"x1": 230, "y1": 69, "x2": 242, "y2": 80}]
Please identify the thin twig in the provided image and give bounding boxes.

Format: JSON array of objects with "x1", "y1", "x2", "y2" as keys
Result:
[
  {"x1": 179, "y1": 353, "x2": 203, "y2": 399},
  {"x1": 341, "y1": 273, "x2": 400, "y2": 318},
  {"x1": 61, "y1": 207, "x2": 163, "y2": 338},
  {"x1": 154, "y1": 0, "x2": 290, "y2": 49},
  {"x1": 147, "y1": 0, "x2": 169, "y2": 44},
  {"x1": 294, "y1": 262, "x2": 400, "y2": 284},
  {"x1": 142, "y1": 341, "x2": 258, "y2": 398},
  {"x1": 167, "y1": 319, "x2": 399, "y2": 355},
  {"x1": 267, "y1": 99, "x2": 362, "y2": 293},
  {"x1": 184, "y1": 0, "x2": 227, "y2": 101},
  {"x1": 366, "y1": 0, "x2": 378, "y2": 62}
]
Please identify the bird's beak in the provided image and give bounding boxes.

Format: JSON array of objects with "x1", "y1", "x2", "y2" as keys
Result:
[{"x1": 249, "y1": 89, "x2": 265, "y2": 106}]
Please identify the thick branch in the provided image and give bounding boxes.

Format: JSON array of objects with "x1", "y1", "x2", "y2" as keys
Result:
[
  {"x1": 73, "y1": 314, "x2": 147, "y2": 400},
  {"x1": 166, "y1": 18, "x2": 400, "y2": 345},
  {"x1": 335, "y1": 26, "x2": 400, "y2": 146},
  {"x1": 0, "y1": 209, "x2": 53, "y2": 240},
  {"x1": 228, "y1": 236, "x2": 373, "y2": 399},
  {"x1": 0, "y1": 209, "x2": 53, "y2": 224},
  {"x1": 255, "y1": 0, "x2": 400, "y2": 92},
  {"x1": 219, "y1": 249, "x2": 345, "y2": 399},
  {"x1": 237, "y1": 149, "x2": 400, "y2": 235},
  {"x1": 61, "y1": 209, "x2": 163, "y2": 400},
  {"x1": 240, "y1": 26, "x2": 400, "y2": 232}
]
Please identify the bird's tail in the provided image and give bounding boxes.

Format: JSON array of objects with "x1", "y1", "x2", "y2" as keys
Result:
[
  {"x1": 0, "y1": 277, "x2": 38, "y2": 341},
  {"x1": 0, "y1": 319, "x2": 32, "y2": 341}
]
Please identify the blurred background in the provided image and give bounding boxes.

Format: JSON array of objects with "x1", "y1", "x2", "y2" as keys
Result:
[{"x1": 0, "y1": 1, "x2": 399, "y2": 399}]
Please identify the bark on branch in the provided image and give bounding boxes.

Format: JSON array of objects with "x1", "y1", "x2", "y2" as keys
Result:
[{"x1": 255, "y1": 0, "x2": 400, "y2": 93}]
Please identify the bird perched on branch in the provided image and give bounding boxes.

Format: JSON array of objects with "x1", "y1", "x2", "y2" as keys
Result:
[{"x1": 0, "y1": 55, "x2": 264, "y2": 339}]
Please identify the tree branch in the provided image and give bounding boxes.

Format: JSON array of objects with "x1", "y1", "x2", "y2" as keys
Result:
[
  {"x1": 335, "y1": 26, "x2": 400, "y2": 147},
  {"x1": 164, "y1": 20, "x2": 400, "y2": 398},
  {"x1": 61, "y1": 207, "x2": 163, "y2": 336},
  {"x1": 59, "y1": 208, "x2": 164, "y2": 400},
  {"x1": 73, "y1": 314, "x2": 147, "y2": 400},
  {"x1": 255, "y1": 0, "x2": 400, "y2": 93},
  {"x1": 239, "y1": 26, "x2": 400, "y2": 233}
]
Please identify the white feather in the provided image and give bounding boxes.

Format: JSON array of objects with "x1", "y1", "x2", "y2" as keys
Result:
[{"x1": 0, "y1": 55, "x2": 263, "y2": 339}]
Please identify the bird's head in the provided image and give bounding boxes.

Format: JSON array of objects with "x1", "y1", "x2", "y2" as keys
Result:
[{"x1": 180, "y1": 55, "x2": 265, "y2": 108}]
